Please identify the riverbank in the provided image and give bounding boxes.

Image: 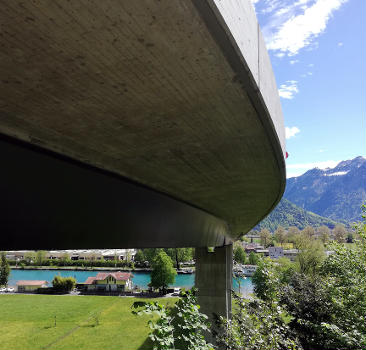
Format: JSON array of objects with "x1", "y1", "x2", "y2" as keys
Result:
[
  {"x1": 11, "y1": 265, "x2": 147, "y2": 271},
  {"x1": 10, "y1": 265, "x2": 194, "y2": 274},
  {"x1": 8, "y1": 268, "x2": 253, "y2": 294}
]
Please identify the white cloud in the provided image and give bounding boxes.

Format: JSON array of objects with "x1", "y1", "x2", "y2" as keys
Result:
[
  {"x1": 275, "y1": 52, "x2": 286, "y2": 58},
  {"x1": 338, "y1": 42, "x2": 344, "y2": 46},
  {"x1": 264, "y1": 0, "x2": 348, "y2": 56},
  {"x1": 300, "y1": 71, "x2": 313, "y2": 77},
  {"x1": 285, "y1": 126, "x2": 300, "y2": 139},
  {"x1": 308, "y1": 63, "x2": 314, "y2": 67},
  {"x1": 286, "y1": 160, "x2": 341, "y2": 178},
  {"x1": 278, "y1": 80, "x2": 299, "y2": 99},
  {"x1": 290, "y1": 59, "x2": 299, "y2": 64}
]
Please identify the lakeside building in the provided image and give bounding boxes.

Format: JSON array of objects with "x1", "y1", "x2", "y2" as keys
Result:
[
  {"x1": 242, "y1": 243, "x2": 264, "y2": 253},
  {"x1": 243, "y1": 265, "x2": 258, "y2": 276},
  {"x1": 5, "y1": 251, "x2": 29, "y2": 260},
  {"x1": 6, "y1": 249, "x2": 136, "y2": 262},
  {"x1": 283, "y1": 249, "x2": 299, "y2": 261},
  {"x1": 16, "y1": 280, "x2": 48, "y2": 292},
  {"x1": 233, "y1": 264, "x2": 257, "y2": 277},
  {"x1": 82, "y1": 272, "x2": 133, "y2": 292},
  {"x1": 254, "y1": 249, "x2": 269, "y2": 256},
  {"x1": 269, "y1": 247, "x2": 284, "y2": 259}
]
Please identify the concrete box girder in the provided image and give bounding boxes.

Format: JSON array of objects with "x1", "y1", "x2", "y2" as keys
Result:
[{"x1": 0, "y1": 0, "x2": 285, "y2": 248}]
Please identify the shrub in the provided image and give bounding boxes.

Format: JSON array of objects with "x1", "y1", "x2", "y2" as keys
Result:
[
  {"x1": 216, "y1": 292, "x2": 302, "y2": 350},
  {"x1": 132, "y1": 289, "x2": 213, "y2": 350},
  {"x1": 52, "y1": 276, "x2": 76, "y2": 292}
]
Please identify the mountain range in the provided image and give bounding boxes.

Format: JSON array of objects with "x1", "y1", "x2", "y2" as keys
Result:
[
  {"x1": 256, "y1": 156, "x2": 366, "y2": 231},
  {"x1": 285, "y1": 156, "x2": 366, "y2": 223}
]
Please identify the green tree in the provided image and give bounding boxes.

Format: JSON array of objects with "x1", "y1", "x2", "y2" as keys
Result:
[
  {"x1": 134, "y1": 249, "x2": 145, "y2": 263},
  {"x1": 288, "y1": 226, "x2": 301, "y2": 248},
  {"x1": 295, "y1": 239, "x2": 325, "y2": 275},
  {"x1": 282, "y1": 214, "x2": 366, "y2": 350},
  {"x1": 24, "y1": 251, "x2": 36, "y2": 264},
  {"x1": 252, "y1": 257, "x2": 296, "y2": 302},
  {"x1": 252, "y1": 258, "x2": 280, "y2": 302},
  {"x1": 52, "y1": 276, "x2": 76, "y2": 292},
  {"x1": 346, "y1": 232, "x2": 354, "y2": 243},
  {"x1": 174, "y1": 289, "x2": 213, "y2": 350},
  {"x1": 333, "y1": 224, "x2": 347, "y2": 243},
  {"x1": 274, "y1": 226, "x2": 287, "y2": 246},
  {"x1": 288, "y1": 226, "x2": 300, "y2": 240},
  {"x1": 233, "y1": 243, "x2": 246, "y2": 265},
  {"x1": 248, "y1": 204, "x2": 366, "y2": 350},
  {"x1": 302, "y1": 226, "x2": 315, "y2": 240},
  {"x1": 317, "y1": 225, "x2": 330, "y2": 244},
  {"x1": 125, "y1": 250, "x2": 132, "y2": 262},
  {"x1": 35, "y1": 250, "x2": 47, "y2": 266},
  {"x1": 280, "y1": 273, "x2": 334, "y2": 350},
  {"x1": 143, "y1": 248, "x2": 163, "y2": 265},
  {"x1": 293, "y1": 231, "x2": 313, "y2": 250},
  {"x1": 164, "y1": 248, "x2": 193, "y2": 269},
  {"x1": 248, "y1": 251, "x2": 259, "y2": 265},
  {"x1": 150, "y1": 251, "x2": 176, "y2": 292},
  {"x1": 0, "y1": 252, "x2": 10, "y2": 286},
  {"x1": 216, "y1": 292, "x2": 303, "y2": 350},
  {"x1": 132, "y1": 289, "x2": 212, "y2": 350},
  {"x1": 259, "y1": 228, "x2": 271, "y2": 247},
  {"x1": 60, "y1": 252, "x2": 70, "y2": 264}
]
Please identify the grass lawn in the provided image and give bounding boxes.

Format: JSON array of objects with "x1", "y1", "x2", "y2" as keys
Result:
[{"x1": 0, "y1": 294, "x2": 177, "y2": 350}]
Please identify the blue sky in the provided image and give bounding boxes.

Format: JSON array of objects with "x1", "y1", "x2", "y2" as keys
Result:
[{"x1": 252, "y1": 0, "x2": 365, "y2": 177}]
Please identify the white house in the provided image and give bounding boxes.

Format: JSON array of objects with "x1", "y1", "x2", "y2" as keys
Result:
[{"x1": 83, "y1": 272, "x2": 133, "y2": 292}]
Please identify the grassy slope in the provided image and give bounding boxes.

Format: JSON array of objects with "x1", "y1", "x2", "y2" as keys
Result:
[{"x1": 0, "y1": 294, "x2": 177, "y2": 350}]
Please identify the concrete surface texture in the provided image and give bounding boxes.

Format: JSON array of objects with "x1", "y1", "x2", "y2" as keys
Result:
[
  {"x1": 195, "y1": 245, "x2": 233, "y2": 332},
  {"x1": 0, "y1": 0, "x2": 285, "y2": 247}
]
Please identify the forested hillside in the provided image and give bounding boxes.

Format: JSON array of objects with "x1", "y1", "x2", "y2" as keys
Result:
[{"x1": 255, "y1": 198, "x2": 339, "y2": 231}]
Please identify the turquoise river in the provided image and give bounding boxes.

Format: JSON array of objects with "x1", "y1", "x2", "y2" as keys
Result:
[{"x1": 9, "y1": 269, "x2": 253, "y2": 294}]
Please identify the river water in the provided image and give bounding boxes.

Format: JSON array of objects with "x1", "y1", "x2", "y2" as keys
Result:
[{"x1": 9, "y1": 269, "x2": 253, "y2": 294}]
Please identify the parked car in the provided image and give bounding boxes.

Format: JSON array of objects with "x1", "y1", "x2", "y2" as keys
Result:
[
  {"x1": 0, "y1": 287, "x2": 6, "y2": 293},
  {"x1": 172, "y1": 288, "x2": 181, "y2": 296},
  {"x1": 6, "y1": 287, "x2": 15, "y2": 293}
]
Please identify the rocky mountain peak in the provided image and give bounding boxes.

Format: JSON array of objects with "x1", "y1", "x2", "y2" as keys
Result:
[{"x1": 284, "y1": 156, "x2": 366, "y2": 223}]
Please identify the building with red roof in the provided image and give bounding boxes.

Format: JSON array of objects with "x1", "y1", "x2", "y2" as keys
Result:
[
  {"x1": 82, "y1": 272, "x2": 132, "y2": 292},
  {"x1": 16, "y1": 280, "x2": 48, "y2": 292}
]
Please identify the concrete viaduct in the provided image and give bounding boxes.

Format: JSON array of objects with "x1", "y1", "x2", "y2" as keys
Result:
[{"x1": 0, "y1": 0, "x2": 286, "y2": 322}]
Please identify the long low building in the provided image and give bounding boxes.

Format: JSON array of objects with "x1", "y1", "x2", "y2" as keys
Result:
[
  {"x1": 16, "y1": 280, "x2": 48, "y2": 293},
  {"x1": 6, "y1": 249, "x2": 136, "y2": 261}
]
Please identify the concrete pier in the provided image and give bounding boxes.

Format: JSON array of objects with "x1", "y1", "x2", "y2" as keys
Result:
[{"x1": 195, "y1": 244, "x2": 233, "y2": 329}]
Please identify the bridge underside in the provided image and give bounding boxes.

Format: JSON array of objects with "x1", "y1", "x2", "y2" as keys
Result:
[
  {"x1": 0, "y1": 0, "x2": 285, "y2": 250},
  {"x1": 1, "y1": 134, "x2": 229, "y2": 249}
]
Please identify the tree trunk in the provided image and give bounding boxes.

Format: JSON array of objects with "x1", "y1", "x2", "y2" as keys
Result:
[{"x1": 175, "y1": 249, "x2": 180, "y2": 270}]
